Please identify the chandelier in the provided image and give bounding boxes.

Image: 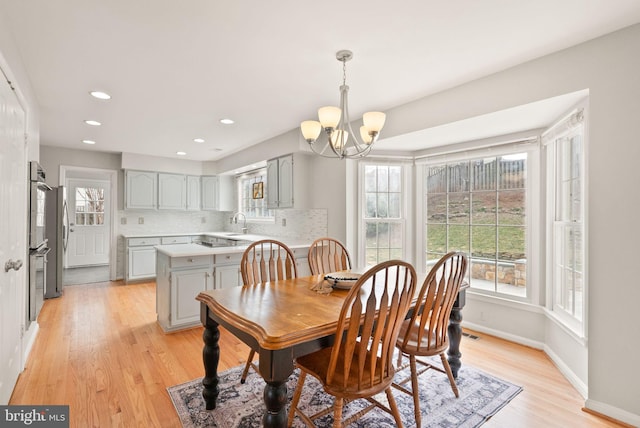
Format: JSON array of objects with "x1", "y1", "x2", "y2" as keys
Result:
[{"x1": 300, "y1": 50, "x2": 386, "y2": 159}]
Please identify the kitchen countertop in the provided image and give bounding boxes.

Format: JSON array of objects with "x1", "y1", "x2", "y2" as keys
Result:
[{"x1": 154, "y1": 237, "x2": 311, "y2": 258}]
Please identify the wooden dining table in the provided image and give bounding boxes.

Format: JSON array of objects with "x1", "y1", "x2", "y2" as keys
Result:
[{"x1": 196, "y1": 273, "x2": 468, "y2": 428}]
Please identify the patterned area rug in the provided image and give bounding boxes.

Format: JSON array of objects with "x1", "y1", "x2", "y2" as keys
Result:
[{"x1": 168, "y1": 359, "x2": 522, "y2": 428}]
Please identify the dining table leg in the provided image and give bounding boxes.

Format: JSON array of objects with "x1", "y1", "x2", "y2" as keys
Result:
[
  {"x1": 447, "y1": 288, "x2": 466, "y2": 378},
  {"x1": 260, "y1": 348, "x2": 295, "y2": 428},
  {"x1": 202, "y1": 313, "x2": 220, "y2": 410}
]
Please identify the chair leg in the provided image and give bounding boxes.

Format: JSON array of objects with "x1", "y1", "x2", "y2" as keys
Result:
[
  {"x1": 384, "y1": 387, "x2": 404, "y2": 427},
  {"x1": 409, "y1": 355, "x2": 422, "y2": 427},
  {"x1": 332, "y1": 397, "x2": 344, "y2": 428},
  {"x1": 439, "y1": 353, "x2": 459, "y2": 398},
  {"x1": 288, "y1": 371, "x2": 307, "y2": 427},
  {"x1": 240, "y1": 349, "x2": 255, "y2": 384}
]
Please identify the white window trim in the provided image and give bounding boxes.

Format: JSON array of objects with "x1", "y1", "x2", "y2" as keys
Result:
[
  {"x1": 543, "y1": 104, "x2": 589, "y2": 339},
  {"x1": 415, "y1": 137, "x2": 541, "y2": 304},
  {"x1": 356, "y1": 159, "x2": 413, "y2": 268}
]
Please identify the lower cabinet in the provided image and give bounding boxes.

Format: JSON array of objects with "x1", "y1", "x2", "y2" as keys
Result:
[
  {"x1": 156, "y1": 252, "x2": 213, "y2": 332},
  {"x1": 126, "y1": 237, "x2": 162, "y2": 283},
  {"x1": 213, "y1": 252, "x2": 243, "y2": 288}
]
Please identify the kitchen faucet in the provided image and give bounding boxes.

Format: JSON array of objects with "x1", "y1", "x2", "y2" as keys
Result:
[{"x1": 232, "y1": 212, "x2": 248, "y2": 234}]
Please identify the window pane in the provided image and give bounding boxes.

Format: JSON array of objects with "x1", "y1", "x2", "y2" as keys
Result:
[
  {"x1": 377, "y1": 194, "x2": 389, "y2": 218},
  {"x1": 471, "y1": 191, "x2": 495, "y2": 225},
  {"x1": 365, "y1": 193, "x2": 377, "y2": 217},
  {"x1": 448, "y1": 162, "x2": 469, "y2": 192},
  {"x1": 389, "y1": 223, "x2": 403, "y2": 248},
  {"x1": 365, "y1": 222, "x2": 377, "y2": 248},
  {"x1": 377, "y1": 167, "x2": 388, "y2": 192},
  {"x1": 388, "y1": 193, "x2": 400, "y2": 218},
  {"x1": 389, "y1": 166, "x2": 401, "y2": 192},
  {"x1": 498, "y1": 190, "x2": 525, "y2": 225},
  {"x1": 498, "y1": 226, "x2": 525, "y2": 261},
  {"x1": 448, "y1": 193, "x2": 469, "y2": 224},
  {"x1": 427, "y1": 194, "x2": 447, "y2": 223},
  {"x1": 471, "y1": 225, "x2": 496, "y2": 259},
  {"x1": 448, "y1": 225, "x2": 469, "y2": 253},
  {"x1": 426, "y1": 224, "x2": 446, "y2": 254},
  {"x1": 364, "y1": 166, "x2": 377, "y2": 192},
  {"x1": 499, "y1": 155, "x2": 526, "y2": 189},
  {"x1": 426, "y1": 166, "x2": 447, "y2": 193},
  {"x1": 76, "y1": 213, "x2": 85, "y2": 225},
  {"x1": 472, "y1": 158, "x2": 496, "y2": 191}
]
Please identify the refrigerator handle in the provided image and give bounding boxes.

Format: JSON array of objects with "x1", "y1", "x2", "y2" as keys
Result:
[{"x1": 63, "y1": 199, "x2": 69, "y2": 252}]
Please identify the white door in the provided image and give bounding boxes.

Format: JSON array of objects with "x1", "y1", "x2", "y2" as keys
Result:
[
  {"x1": 66, "y1": 179, "x2": 110, "y2": 267},
  {"x1": 0, "y1": 75, "x2": 27, "y2": 404}
]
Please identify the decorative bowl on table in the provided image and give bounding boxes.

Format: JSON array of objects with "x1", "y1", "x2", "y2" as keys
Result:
[{"x1": 324, "y1": 272, "x2": 362, "y2": 289}]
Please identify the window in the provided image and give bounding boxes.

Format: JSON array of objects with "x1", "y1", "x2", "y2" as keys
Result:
[
  {"x1": 546, "y1": 110, "x2": 585, "y2": 335},
  {"x1": 236, "y1": 168, "x2": 273, "y2": 219},
  {"x1": 362, "y1": 164, "x2": 405, "y2": 266},
  {"x1": 75, "y1": 187, "x2": 105, "y2": 225},
  {"x1": 424, "y1": 152, "x2": 528, "y2": 299}
]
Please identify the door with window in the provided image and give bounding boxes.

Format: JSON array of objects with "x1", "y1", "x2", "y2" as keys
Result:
[{"x1": 66, "y1": 179, "x2": 110, "y2": 267}]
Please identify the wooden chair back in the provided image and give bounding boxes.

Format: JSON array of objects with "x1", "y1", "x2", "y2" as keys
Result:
[
  {"x1": 327, "y1": 260, "x2": 417, "y2": 393},
  {"x1": 307, "y1": 237, "x2": 352, "y2": 275},
  {"x1": 397, "y1": 251, "x2": 467, "y2": 354},
  {"x1": 240, "y1": 239, "x2": 298, "y2": 285}
]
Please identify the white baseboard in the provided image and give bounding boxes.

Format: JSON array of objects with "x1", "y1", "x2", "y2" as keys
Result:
[
  {"x1": 585, "y1": 398, "x2": 640, "y2": 427},
  {"x1": 21, "y1": 321, "x2": 39, "y2": 370},
  {"x1": 462, "y1": 321, "x2": 545, "y2": 350},
  {"x1": 543, "y1": 344, "x2": 587, "y2": 398}
]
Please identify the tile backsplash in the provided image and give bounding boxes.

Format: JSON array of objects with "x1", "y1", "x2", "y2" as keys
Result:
[{"x1": 116, "y1": 209, "x2": 327, "y2": 279}]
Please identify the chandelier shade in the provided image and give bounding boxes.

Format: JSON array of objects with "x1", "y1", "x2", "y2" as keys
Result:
[{"x1": 301, "y1": 50, "x2": 386, "y2": 159}]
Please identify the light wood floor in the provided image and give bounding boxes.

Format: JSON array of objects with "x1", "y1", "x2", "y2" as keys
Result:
[{"x1": 10, "y1": 280, "x2": 626, "y2": 428}]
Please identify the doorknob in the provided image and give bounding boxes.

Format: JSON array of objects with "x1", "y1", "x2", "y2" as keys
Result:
[{"x1": 4, "y1": 259, "x2": 23, "y2": 272}]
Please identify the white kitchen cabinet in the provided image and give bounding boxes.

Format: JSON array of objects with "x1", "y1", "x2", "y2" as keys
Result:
[
  {"x1": 214, "y1": 264, "x2": 242, "y2": 289},
  {"x1": 170, "y1": 267, "x2": 213, "y2": 327},
  {"x1": 186, "y1": 175, "x2": 201, "y2": 211},
  {"x1": 266, "y1": 154, "x2": 293, "y2": 209},
  {"x1": 125, "y1": 170, "x2": 157, "y2": 210},
  {"x1": 158, "y1": 173, "x2": 186, "y2": 210},
  {"x1": 126, "y1": 237, "x2": 161, "y2": 283},
  {"x1": 201, "y1": 175, "x2": 218, "y2": 211},
  {"x1": 291, "y1": 246, "x2": 311, "y2": 277},
  {"x1": 213, "y1": 252, "x2": 243, "y2": 288},
  {"x1": 156, "y1": 252, "x2": 214, "y2": 332}
]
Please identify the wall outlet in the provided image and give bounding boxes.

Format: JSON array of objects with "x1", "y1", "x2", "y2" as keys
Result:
[
  {"x1": 281, "y1": 218, "x2": 286, "y2": 227},
  {"x1": 138, "y1": 217, "x2": 144, "y2": 224},
  {"x1": 201, "y1": 217, "x2": 206, "y2": 224},
  {"x1": 121, "y1": 217, "x2": 127, "y2": 225}
]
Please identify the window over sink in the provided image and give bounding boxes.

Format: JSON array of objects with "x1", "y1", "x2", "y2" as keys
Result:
[{"x1": 236, "y1": 168, "x2": 274, "y2": 220}]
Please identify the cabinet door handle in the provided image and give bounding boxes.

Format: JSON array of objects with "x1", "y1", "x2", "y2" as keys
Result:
[{"x1": 188, "y1": 258, "x2": 194, "y2": 262}]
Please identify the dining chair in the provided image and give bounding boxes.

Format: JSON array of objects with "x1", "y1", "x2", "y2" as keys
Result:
[
  {"x1": 288, "y1": 260, "x2": 417, "y2": 428},
  {"x1": 239, "y1": 239, "x2": 298, "y2": 383},
  {"x1": 307, "y1": 237, "x2": 352, "y2": 275},
  {"x1": 393, "y1": 251, "x2": 468, "y2": 427}
]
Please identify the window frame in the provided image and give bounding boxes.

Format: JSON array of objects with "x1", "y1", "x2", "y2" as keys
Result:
[
  {"x1": 357, "y1": 160, "x2": 413, "y2": 268},
  {"x1": 544, "y1": 108, "x2": 588, "y2": 338},
  {"x1": 416, "y1": 139, "x2": 541, "y2": 304},
  {"x1": 236, "y1": 168, "x2": 275, "y2": 222}
]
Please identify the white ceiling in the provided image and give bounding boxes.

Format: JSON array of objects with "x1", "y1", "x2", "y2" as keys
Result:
[{"x1": 2, "y1": 1, "x2": 639, "y2": 162}]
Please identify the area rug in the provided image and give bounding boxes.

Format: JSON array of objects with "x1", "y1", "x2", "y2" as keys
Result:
[{"x1": 168, "y1": 359, "x2": 522, "y2": 428}]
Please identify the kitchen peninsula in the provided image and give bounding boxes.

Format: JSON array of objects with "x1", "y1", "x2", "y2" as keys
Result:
[{"x1": 154, "y1": 235, "x2": 311, "y2": 332}]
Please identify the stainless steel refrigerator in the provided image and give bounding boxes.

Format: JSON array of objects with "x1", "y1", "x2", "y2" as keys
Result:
[{"x1": 45, "y1": 186, "x2": 69, "y2": 298}]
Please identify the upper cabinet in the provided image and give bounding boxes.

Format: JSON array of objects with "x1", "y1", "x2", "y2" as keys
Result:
[
  {"x1": 186, "y1": 175, "x2": 201, "y2": 211},
  {"x1": 267, "y1": 154, "x2": 293, "y2": 209},
  {"x1": 158, "y1": 173, "x2": 186, "y2": 210},
  {"x1": 201, "y1": 175, "x2": 218, "y2": 211},
  {"x1": 125, "y1": 170, "x2": 157, "y2": 210}
]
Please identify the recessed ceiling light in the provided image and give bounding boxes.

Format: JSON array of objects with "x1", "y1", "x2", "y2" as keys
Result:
[
  {"x1": 176, "y1": 151, "x2": 187, "y2": 156},
  {"x1": 220, "y1": 118, "x2": 234, "y2": 125},
  {"x1": 193, "y1": 138, "x2": 205, "y2": 143},
  {"x1": 82, "y1": 140, "x2": 96, "y2": 145},
  {"x1": 90, "y1": 91, "x2": 111, "y2": 100},
  {"x1": 84, "y1": 119, "x2": 101, "y2": 126}
]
